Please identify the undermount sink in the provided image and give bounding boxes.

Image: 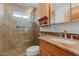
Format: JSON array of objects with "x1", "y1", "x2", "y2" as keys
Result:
[{"x1": 52, "y1": 38, "x2": 77, "y2": 44}]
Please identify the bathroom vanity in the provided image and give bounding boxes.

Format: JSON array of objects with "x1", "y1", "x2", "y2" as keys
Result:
[{"x1": 39, "y1": 34, "x2": 79, "y2": 56}]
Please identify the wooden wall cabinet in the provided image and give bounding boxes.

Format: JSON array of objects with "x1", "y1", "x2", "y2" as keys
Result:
[
  {"x1": 64, "y1": 4, "x2": 79, "y2": 21},
  {"x1": 39, "y1": 39, "x2": 75, "y2": 56},
  {"x1": 37, "y1": 3, "x2": 51, "y2": 26}
]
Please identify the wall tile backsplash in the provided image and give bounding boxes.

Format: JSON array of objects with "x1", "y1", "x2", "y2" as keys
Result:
[{"x1": 40, "y1": 20, "x2": 79, "y2": 34}]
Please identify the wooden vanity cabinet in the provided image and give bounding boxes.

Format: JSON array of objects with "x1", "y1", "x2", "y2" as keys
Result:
[{"x1": 39, "y1": 39, "x2": 75, "y2": 56}]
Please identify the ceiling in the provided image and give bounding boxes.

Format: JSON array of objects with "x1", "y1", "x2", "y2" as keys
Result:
[
  {"x1": 17, "y1": 3, "x2": 71, "y2": 14},
  {"x1": 18, "y1": 3, "x2": 38, "y2": 8},
  {"x1": 23, "y1": 3, "x2": 38, "y2": 8},
  {"x1": 17, "y1": 3, "x2": 38, "y2": 15},
  {"x1": 19, "y1": 3, "x2": 70, "y2": 10}
]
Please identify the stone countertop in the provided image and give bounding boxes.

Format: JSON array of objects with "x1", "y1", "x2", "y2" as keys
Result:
[{"x1": 38, "y1": 34, "x2": 79, "y2": 55}]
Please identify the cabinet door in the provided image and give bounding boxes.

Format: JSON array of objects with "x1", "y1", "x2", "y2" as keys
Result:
[
  {"x1": 37, "y1": 3, "x2": 51, "y2": 26},
  {"x1": 64, "y1": 3, "x2": 79, "y2": 21},
  {"x1": 40, "y1": 39, "x2": 74, "y2": 56},
  {"x1": 71, "y1": 3, "x2": 79, "y2": 20},
  {"x1": 38, "y1": 3, "x2": 50, "y2": 19}
]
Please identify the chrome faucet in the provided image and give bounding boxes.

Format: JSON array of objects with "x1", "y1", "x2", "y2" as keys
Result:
[{"x1": 64, "y1": 30, "x2": 67, "y2": 39}]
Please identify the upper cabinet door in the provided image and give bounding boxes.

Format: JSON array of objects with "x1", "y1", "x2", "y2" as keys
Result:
[
  {"x1": 37, "y1": 3, "x2": 52, "y2": 26},
  {"x1": 71, "y1": 3, "x2": 79, "y2": 21},
  {"x1": 64, "y1": 3, "x2": 79, "y2": 21}
]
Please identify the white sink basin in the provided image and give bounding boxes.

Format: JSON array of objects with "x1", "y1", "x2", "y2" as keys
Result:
[{"x1": 52, "y1": 38, "x2": 77, "y2": 44}]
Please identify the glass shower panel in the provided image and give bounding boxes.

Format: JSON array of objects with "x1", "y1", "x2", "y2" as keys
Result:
[{"x1": 0, "y1": 3, "x2": 40, "y2": 56}]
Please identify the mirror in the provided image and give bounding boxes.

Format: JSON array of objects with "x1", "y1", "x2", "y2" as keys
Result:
[
  {"x1": 51, "y1": 3, "x2": 79, "y2": 24},
  {"x1": 51, "y1": 3, "x2": 70, "y2": 24}
]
